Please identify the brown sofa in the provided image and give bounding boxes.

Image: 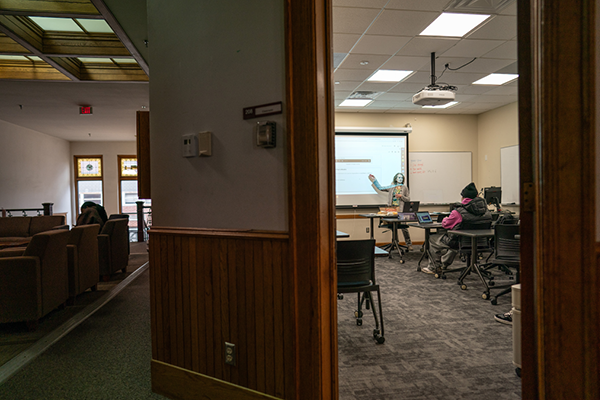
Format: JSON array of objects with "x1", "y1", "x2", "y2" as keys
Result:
[
  {"x1": 0, "y1": 229, "x2": 70, "y2": 327},
  {"x1": 68, "y1": 224, "x2": 100, "y2": 302},
  {"x1": 0, "y1": 215, "x2": 66, "y2": 244},
  {"x1": 98, "y1": 218, "x2": 129, "y2": 280}
]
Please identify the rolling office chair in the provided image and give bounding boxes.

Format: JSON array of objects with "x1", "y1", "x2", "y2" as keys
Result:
[
  {"x1": 336, "y1": 239, "x2": 385, "y2": 344},
  {"x1": 481, "y1": 223, "x2": 520, "y2": 305}
]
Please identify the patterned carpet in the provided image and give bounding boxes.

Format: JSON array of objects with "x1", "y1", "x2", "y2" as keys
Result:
[{"x1": 337, "y1": 248, "x2": 521, "y2": 400}]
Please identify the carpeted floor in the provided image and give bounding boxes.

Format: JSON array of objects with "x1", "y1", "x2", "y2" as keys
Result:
[
  {"x1": 0, "y1": 243, "x2": 149, "y2": 369},
  {"x1": 337, "y1": 249, "x2": 521, "y2": 400},
  {"x1": 0, "y1": 243, "x2": 521, "y2": 400}
]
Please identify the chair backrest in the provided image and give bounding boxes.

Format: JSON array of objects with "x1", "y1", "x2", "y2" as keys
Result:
[
  {"x1": 109, "y1": 214, "x2": 130, "y2": 221},
  {"x1": 494, "y1": 224, "x2": 520, "y2": 260},
  {"x1": 336, "y1": 239, "x2": 375, "y2": 286}
]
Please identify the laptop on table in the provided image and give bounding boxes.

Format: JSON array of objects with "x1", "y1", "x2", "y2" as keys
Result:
[
  {"x1": 416, "y1": 211, "x2": 434, "y2": 225},
  {"x1": 402, "y1": 201, "x2": 420, "y2": 213}
]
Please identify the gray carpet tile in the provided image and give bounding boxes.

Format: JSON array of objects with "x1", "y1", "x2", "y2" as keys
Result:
[
  {"x1": 337, "y1": 248, "x2": 521, "y2": 400},
  {"x1": 0, "y1": 268, "x2": 165, "y2": 400}
]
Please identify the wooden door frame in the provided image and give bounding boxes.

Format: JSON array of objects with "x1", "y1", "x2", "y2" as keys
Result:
[{"x1": 519, "y1": 0, "x2": 599, "y2": 398}]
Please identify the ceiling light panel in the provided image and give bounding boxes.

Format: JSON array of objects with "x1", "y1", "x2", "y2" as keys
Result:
[
  {"x1": 472, "y1": 73, "x2": 518, "y2": 85},
  {"x1": 75, "y1": 19, "x2": 114, "y2": 33},
  {"x1": 0, "y1": 55, "x2": 28, "y2": 60},
  {"x1": 339, "y1": 99, "x2": 373, "y2": 107},
  {"x1": 29, "y1": 16, "x2": 83, "y2": 32},
  {"x1": 419, "y1": 13, "x2": 491, "y2": 37},
  {"x1": 368, "y1": 70, "x2": 413, "y2": 82}
]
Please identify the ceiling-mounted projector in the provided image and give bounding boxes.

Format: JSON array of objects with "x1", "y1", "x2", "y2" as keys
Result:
[
  {"x1": 412, "y1": 88, "x2": 455, "y2": 106},
  {"x1": 412, "y1": 52, "x2": 457, "y2": 106}
]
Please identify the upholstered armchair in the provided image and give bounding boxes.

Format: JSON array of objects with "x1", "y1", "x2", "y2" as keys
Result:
[
  {"x1": 98, "y1": 218, "x2": 129, "y2": 281},
  {"x1": 68, "y1": 224, "x2": 100, "y2": 302},
  {"x1": 0, "y1": 229, "x2": 70, "y2": 327}
]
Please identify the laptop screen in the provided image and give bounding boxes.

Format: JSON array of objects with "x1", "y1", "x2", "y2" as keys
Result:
[
  {"x1": 416, "y1": 211, "x2": 433, "y2": 224},
  {"x1": 397, "y1": 212, "x2": 417, "y2": 222}
]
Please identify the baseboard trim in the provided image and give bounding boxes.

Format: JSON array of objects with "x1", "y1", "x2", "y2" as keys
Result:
[{"x1": 151, "y1": 360, "x2": 281, "y2": 400}]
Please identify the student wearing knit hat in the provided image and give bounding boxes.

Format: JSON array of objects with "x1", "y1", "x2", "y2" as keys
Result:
[{"x1": 421, "y1": 182, "x2": 492, "y2": 274}]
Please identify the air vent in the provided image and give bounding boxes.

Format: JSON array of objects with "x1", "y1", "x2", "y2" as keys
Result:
[
  {"x1": 444, "y1": 0, "x2": 515, "y2": 14},
  {"x1": 348, "y1": 91, "x2": 381, "y2": 99}
]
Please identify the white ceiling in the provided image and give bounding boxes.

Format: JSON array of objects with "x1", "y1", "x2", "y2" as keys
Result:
[
  {"x1": 333, "y1": 0, "x2": 518, "y2": 114},
  {"x1": 0, "y1": 0, "x2": 517, "y2": 142}
]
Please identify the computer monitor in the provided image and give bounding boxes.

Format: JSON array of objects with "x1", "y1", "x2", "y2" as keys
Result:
[{"x1": 484, "y1": 186, "x2": 502, "y2": 206}]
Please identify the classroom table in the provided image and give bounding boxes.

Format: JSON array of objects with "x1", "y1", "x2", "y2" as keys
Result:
[
  {"x1": 381, "y1": 217, "x2": 413, "y2": 262},
  {"x1": 358, "y1": 213, "x2": 384, "y2": 240},
  {"x1": 448, "y1": 229, "x2": 495, "y2": 299},
  {"x1": 336, "y1": 230, "x2": 350, "y2": 238},
  {"x1": 407, "y1": 222, "x2": 445, "y2": 272}
]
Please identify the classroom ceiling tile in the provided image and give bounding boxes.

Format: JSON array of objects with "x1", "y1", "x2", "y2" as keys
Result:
[
  {"x1": 380, "y1": 55, "x2": 430, "y2": 71},
  {"x1": 482, "y1": 85, "x2": 519, "y2": 96},
  {"x1": 395, "y1": 37, "x2": 460, "y2": 57},
  {"x1": 467, "y1": 15, "x2": 517, "y2": 40},
  {"x1": 333, "y1": 0, "x2": 388, "y2": 8},
  {"x1": 334, "y1": 33, "x2": 362, "y2": 53},
  {"x1": 333, "y1": 7, "x2": 381, "y2": 34},
  {"x1": 334, "y1": 68, "x2": 374, "y2": 81},
  {"x1": 448, "y1": 57, "x2": 515, "y2": 74},
  {"x1": 351, "y1": 35, "x2": 412, "y2": 55},
  {"x1": 499, "y1": 2, "x2": 517, "y2": 15},
  {"x1": 482, "y1": 41, "x2": 517, "y2": 59},
  {"x1": 366, "y1": 10, "x2": 439, "y2": 37},
  {"x1": 441, "y1": 39, "x2": 505, "y2": 58},
  {"x1": 334, "y1": 81, "x2": 362, "y2": 91},
  {"x1": 376, "y1": 92, "x2": 414, "y2": 101},
  {"x1": 386, "y1": 0, "x2": 454, "y2": 12},
  {"x1": 338, "y1": 54, "x2": 391, "y2": 70}
]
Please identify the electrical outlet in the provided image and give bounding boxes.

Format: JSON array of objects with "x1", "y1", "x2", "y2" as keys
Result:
[
  {"x1": 366, "y1": 227, "x2": 369, "y2": 233},
  {"x1": 225, "y1": 342, "x2": 236, "y2": 366}
]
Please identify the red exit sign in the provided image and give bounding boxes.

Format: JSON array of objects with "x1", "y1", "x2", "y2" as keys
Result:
[{"x1": 80, "y1": 106, "x2": 93, "y2": 115}]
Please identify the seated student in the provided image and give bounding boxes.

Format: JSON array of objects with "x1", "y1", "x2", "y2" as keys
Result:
[
  {"x1": 368, "y1": 172, "x2": 413, "y2": 251},
  {"x1": 76, "y1": 202, "x2": 108, "y2": 229},
  {"x1": 421, "y1": 182, "x2": 492, "y2": 274}
]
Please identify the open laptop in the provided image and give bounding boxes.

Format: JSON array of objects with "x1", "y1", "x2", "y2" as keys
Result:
[
  {"x1": 397, "y1": 212, "x2": 417, "y2": 222},
  {"x1": 416, "y1": 211, "x2": 434, "y2": 225},
  {"x1": 402, "y1": 201, "x2": 420, "y2": 213}
]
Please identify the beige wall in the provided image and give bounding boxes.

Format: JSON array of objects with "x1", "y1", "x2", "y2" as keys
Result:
[
  {"x1": 477, "y1": 102, "x2": 519, "y2": 189},
  {"x1": 335, "y1": 102, "x2": 519, "y2": 242},
  {"x1": 70, "y1": 141, "x2": 137, "y2": 225},
  {"x1": 0, "y1": 119, "x2": 72, "y2": 219}
]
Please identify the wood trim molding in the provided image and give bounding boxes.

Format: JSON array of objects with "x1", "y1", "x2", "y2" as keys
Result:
[
  {"x1": 152, "y1": 360, "x2": 280, "y2": 400},
  {"x1": 521, "y1": 0, "x2": 600, "y2": 398},
  {"x1": 136, "y1": 111, "x2": 151, "y2": 200},
  {"x1": 285, "y1": 0, "x2": 337, "y2": 398},
  {"x1": 150, "y1": 226, "x2": 289, "y2": 240}
]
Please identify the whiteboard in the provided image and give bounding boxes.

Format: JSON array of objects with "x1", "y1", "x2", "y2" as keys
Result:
[
  {"x1": 409, "y1": 152, "x2": 472, "y2": 204},
  {"x1": 501, "y1": 145, "x2": 520, "y2": 204}
]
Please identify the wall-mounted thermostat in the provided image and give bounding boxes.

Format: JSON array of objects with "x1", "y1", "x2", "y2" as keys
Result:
[
  {"x1": 182, "y1": 133, "x2": 198, "y2": 157},
  {"x1": 255, "y1": 121, "x2": 276, "y2": 148}
]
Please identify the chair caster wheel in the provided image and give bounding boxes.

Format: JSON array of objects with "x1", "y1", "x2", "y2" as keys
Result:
[
  {"x1": 491, "y1": 298, "x2": 498, "y2": 305},
  {"x1": 375, "y1": 335, "x2": 385, "y2": 344},
  {"x1": 441, "y1": 274, "x2": 447, "y2": 280},
  {"x1": 337, "y1": 294, "x2": 343, "y2": 300},
  {"x1": 489, "y1": 281, "x2": 495, "y2": 287},
  {"x1": 399, "y1": 259, "x2": 405, "y2": 264},
  {"x1": 515, "y1": 367, "x2": 521, "y2": 378},
  {"x1": 356, "y1": 319, "x2": 362, "y2": 326},
  {"x1": 354, "y1": 310, "x2": 363, "y2": 318},
  {"x1": 482, "y1": 292, "x2": 490, "y2": 300},
  {"x1": 460, "y1": 284, "x2": 467, "y2": 290},
  {"x1": 416, "y1": 267, "x2": 421, "y2": 272}
]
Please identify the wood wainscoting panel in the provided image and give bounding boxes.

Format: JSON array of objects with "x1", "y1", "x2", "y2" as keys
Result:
[{"x1": 149, "y1": 228, "x2": 290, "y2": 399}]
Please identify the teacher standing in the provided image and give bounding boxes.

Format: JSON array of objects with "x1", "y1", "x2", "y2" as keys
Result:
[{"x1": 368, "y1": 172, "x2": 413, "y2": 251}]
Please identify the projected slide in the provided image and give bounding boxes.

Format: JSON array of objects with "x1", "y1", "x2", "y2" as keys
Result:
[{"x1": 335, "y1": 133, "x2": 408, "y2": 207}]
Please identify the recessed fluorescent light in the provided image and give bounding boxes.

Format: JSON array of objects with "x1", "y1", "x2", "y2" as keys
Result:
[
  {"x1": 422, "y1": 101, "x2": 459, "y2": 109},
  {"x1": 339, "y1": 99, "x2": 373, "y2": 107},
  {"x1": 420, "y1": 13, "x2": 491, "y2": 37},
  {"x1": 368, "y1": 70, "x2": 413, "y2": 82},
  {"x1": 473, "y1": 73, "x2": 519, "y2": 85}
]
